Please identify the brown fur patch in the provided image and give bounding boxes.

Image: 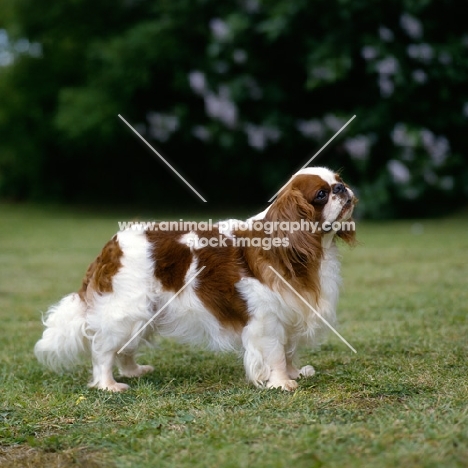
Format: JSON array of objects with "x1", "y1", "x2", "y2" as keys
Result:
[
  {"x1": 78, "y1": 235, "x2": 123, "y2": 300},
  {"x1": 255, "y1": 174, "x2": 328, "y2": 301},
  {"x1": 194, "y1": 230, "x2": 250, "y2": 330},
  {"x1": 147, "y1": 227, "x2": 250, "y2": 329},
  {"x1": 337, "y1": 220, "x2": 357, "y2": 245},
  {"x1": 146, "y1": 230, "x2": 193, "y2": 292},
  {"x1": 288, "y1": 174, "x2": 331, "y2": 206}
]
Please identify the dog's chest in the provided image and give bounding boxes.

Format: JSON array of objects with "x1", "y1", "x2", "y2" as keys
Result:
[{"x1": 318, "y1": 245, "x2": 341, "y2": 310}]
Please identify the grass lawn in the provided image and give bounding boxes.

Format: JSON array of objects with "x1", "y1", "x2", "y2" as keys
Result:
[{"x1": 0, "y1": 203, "x2": 467, "y2": 467}]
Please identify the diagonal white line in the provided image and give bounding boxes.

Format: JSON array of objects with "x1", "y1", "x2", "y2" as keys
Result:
[
  {"x1": 268, "y1": 114, "x2": 356, "y2": 202},
  {"x1": 118, "y1": 114, "x2": 207, "y2": 203},
  {"x1": 268, "y1": 265, "x2": 357, "y2": 353},
  {"x1": 298, "y1": 114, "x2": 356, "y2": 171},
  {"x1": 117, "y1": 266, "x2": 206, "y2": 354}
]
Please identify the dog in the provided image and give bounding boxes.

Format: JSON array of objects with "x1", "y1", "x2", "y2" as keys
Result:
[{"x1": 34, "y1": 166, "x2": 357, "y2": 391}]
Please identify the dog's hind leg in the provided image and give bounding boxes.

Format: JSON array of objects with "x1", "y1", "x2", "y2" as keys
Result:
[
  {"x1": 116, "y1": 353, "x2": 154, "y2": 378},
  {"x1": 89, "y1": 349, "x2": 129, "y2": 392}
]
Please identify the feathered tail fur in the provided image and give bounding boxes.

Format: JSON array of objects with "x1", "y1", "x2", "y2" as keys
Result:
[{"x1": 34, "y1": 292, "x2": 88, "y2": 371}]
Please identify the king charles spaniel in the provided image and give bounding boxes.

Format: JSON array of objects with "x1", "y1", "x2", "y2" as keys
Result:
[{"x1": 35, "y1": 167, "x2": 357, "y2": 392}]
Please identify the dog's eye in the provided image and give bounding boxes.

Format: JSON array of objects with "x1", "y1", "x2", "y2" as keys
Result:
[{"x1": 314, "y1": 190, "x2": 328, "y2": 204}]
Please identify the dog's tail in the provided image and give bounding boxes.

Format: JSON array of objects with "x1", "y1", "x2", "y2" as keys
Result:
[{"x1": 34, "y1": 292, "x2": 88, "y2": 372}]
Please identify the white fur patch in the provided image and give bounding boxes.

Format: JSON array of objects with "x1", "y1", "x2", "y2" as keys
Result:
[
  {"x1": 155, "y1": 258, "x2": 241, "y2": 352},
  {"x1": 179, "y1": 231, "x2": 199, "y2": 250}
]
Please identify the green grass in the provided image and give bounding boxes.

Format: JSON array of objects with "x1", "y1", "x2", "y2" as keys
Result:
[{"x1": 1, "y1": 203, "x2": 467, "y2": 467}]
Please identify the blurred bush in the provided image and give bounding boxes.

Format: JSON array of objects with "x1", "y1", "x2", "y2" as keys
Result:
[{"x1": 0, "y1": 0, "x2": 467, "y2": 217}]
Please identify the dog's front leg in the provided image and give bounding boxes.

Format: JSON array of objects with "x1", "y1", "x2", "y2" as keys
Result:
[
  {"x1": 265, "y1": 345, "x2": 299, "y2": 391},
  {"x1": 285, "y1": 344, "x2": 316, "y2": 380},
  {"x1": 242, "y1": 317, "x2": 298, "y2": 391}
]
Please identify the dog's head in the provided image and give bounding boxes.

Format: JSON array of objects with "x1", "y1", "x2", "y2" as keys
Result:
[
  {"x1": 262, "y1": 167, "x2": 357, "y2": 275},
  {"x1": 266, "y1": 166, "x2": 356, "y2": 235},
  {"x1": 280, "y1": 167, "x2": 356, "y2": 225}
]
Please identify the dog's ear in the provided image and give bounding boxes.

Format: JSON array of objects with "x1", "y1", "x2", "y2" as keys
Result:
[
  {"x1": 266, "y1": 187, "x2": 316, "y2": 225},
  {"x1": 265, "y1": 188, "x2": 322, "y2": 274},
  {"x1": 336, "y1": 222, "x2": 357, "y2": 246}
]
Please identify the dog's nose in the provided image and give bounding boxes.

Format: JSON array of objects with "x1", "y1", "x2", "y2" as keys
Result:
[{"x1": 332, "y1": 183, "x2": 346, "y2": 194}]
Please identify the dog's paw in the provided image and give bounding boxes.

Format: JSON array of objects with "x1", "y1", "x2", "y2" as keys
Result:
[
  {"x1": 91, "y1": 381, "x2": 130, "y2": 392},
  {"x1": 119, "y1": 364, "x2": 154, "y2": 378},
  {"x1": 266, "y1": 379, "x2": 298, "y2": 392},
  {"x1": 298, "y1": 365, "x2": 315, "y2": 378}
]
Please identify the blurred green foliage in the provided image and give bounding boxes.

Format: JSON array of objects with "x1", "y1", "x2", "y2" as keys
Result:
[{"x1": 0, "y1": 0, "x2": 467, "y2": 217}]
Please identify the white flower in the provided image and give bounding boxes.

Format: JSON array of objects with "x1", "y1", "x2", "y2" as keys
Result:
[
  {"x1": 324, "y1": 114, "x2": 346, "y2": 132},
  {"x1": 419, "y1": 129, "x2": 449, "y2": 166},
  {"x1": 388, "y1": 159, "x2": 411, "y2": 184},
  {"x1": 147, "y1": 112, "x2": 179, "y2": 142},
  {"x1": 244, "y1": 123, "x2": 280, "y2": 150},
  {"x1": 407, "y1": 43, "x2": 433, "y2": 63},
  {"x1": 204, "y1": 86, "x2": 238, "y2": 128},
  {"x1": 0, "y1": 50, "x2": 14, "y2": 67},
  {"x1": 192, "y1": 126, "x2": 211, "y2": 142},
  {"x1": 0, "y1": 29, "x2": 8, "y2": 47},
  {"x1": 391, "y1": 123, "x2": 412, "y2": 146},
  {"x1": 400, "y1": 13, "x2": 423, "y2": 39},
  {"x1": 361, "y1": 46, "x2": 378, "y2": 61},
  {"x1": 378, "y1": 76, "x2": 394, "y2": 97},
  {"x1": 296, "y1": 120, "x2": 325, "y2": 140},
  {"x1": 430, "y1": 137, "x2": 450, "y2": 166},
  {"x1": 379, "y1": 26, "x2": 394, "y2": 42},
  {"x1": 412, "y1": 69, "x2": 427, "y2": 84},
  {"x1": 420, "y1": 129, "x2": 434, "y2": 148},
  {"x1": 343, "y1": 135, "x2": 371, "y2": 160},
  {"x1": 14, "y1": 38, "x2": 30, "y2": 53},
  {"x1": 245, "y1": 124, "x2": 266, "y2": 150},
  {"x1": 210, "y1": 18, "x2": 230, "y2": 41},
  {"x1": 188, "y1": 71, "x2": 206, "y2": 95},
  {"x1": 376, "y1": 56, "x2": 399, "y2": 75}
]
